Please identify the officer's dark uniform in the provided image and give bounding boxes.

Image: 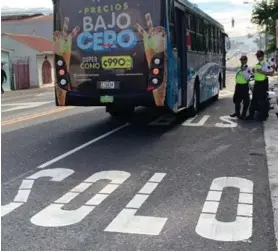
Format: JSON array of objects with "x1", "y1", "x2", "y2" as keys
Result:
[
  {"x1": 230, "y1": 59, "x2": 251, "y2": 119},
  {"x1": 248, "y1": 52, "x2": 270, "y2": 121}
]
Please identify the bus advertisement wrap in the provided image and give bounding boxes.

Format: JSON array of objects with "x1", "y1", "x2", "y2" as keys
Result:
[{"x1": 53, "y1": 0, "x2": 167, "y2": 107}]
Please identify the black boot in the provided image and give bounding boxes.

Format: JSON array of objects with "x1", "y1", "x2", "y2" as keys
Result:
[{"x1": 230, "y1": 113, "x2": 240, "y2": 118}]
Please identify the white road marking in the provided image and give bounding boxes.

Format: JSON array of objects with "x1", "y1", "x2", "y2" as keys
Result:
[
  {"x1": 182, "y1": 115, "x2": 210, "y2": 126},
  {"x1": 215, "y1": 116, "x2": 238, "y2": 128},
  {"x1": 195, "y1": 177, "x2": 253, "y2": 241},
  {"x1": 71, "y1": 182, "x2": 92, "y2": 193},
  {"x1": 1, "y1": 168, "x2": 74, "y2": 217},
  {"x1": 13, "y1": 190, "x2": 31, "y2": 202},
  {"x1": 19, "y1": 180, "x2": 34, "y2": 189},
  {"x1": 126, "y1": 194, "x2": 149, "y2": 209},
  {"x1": 30, "y1": 171, "x2": 130, "y2": 227},
  {"x1": 1, "y1": 101, "x2": 52, "y2": 112},
  {"x1": 54, "y1": 192, "x2": 80, "y2": 204},
  {"x1": 219, "y1": 90, "x2": 234, "y2": 98},
  {"x1": 86, "y1": 194, "x2": 109, "y2": 205},
  {"x1": 105, "y1": 173, "x2": 167, "y2": 235},
  {"x1": 138, "y1": 182, "x2": 158, "y2": 194},
  {"x1": 1, "y1": 203, "x2": 23, "y2": 217},
  {"x1": 37, "y1": 124, "x2": 129, "y2": 168},
  {"x1": 149, "y1": 173, "x2": 166, "y2": 183}
]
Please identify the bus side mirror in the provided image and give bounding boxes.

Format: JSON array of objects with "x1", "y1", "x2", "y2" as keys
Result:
[{"x1": 224, "y1": 33, "x2": 231, "y2": 52}]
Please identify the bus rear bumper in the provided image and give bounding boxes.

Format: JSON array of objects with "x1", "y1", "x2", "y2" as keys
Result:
[{"x1": 64, "y1": 91, "x2": 156, "y2": 107}]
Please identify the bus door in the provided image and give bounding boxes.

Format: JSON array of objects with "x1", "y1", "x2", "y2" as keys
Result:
[{"x1": 174, "y1": 7, "x2": 187, "y2": 108}]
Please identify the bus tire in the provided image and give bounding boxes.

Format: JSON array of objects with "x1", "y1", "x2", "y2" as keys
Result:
[
  {"x1": 106, "y1": 105, "x2": 134, "y2": 118},
  {"x1": 219, "y1": 74, "x2": 222, "y2": 90},
  {"x1": 188, "y1": 80, "x2": 200, "y2": 117}
]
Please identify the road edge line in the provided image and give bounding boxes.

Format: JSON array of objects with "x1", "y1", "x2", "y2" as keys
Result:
[
  {"x1": 37, "y1": 123, "x2": 129, "y2": 169},
  {"x1": 263, "y1": 113, "x2": 278, "y2": 250}
]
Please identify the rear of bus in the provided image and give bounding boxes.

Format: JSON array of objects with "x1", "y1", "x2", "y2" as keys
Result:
[{"x1": 53, "y1": 0, "x2": 167, "y2": 115}]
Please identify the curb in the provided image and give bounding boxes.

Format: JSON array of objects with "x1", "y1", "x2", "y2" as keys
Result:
[{"x1": 264, "y1": 112, "x2": 278, "y2": 250}]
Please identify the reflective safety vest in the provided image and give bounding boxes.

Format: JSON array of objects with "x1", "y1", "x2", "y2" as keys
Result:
[
  {"x1": 235, "y1": 67, "x2": 248, "y2": 84},
  {"x1": 254, "y1": 62, "x2": 267, "y2": 81}
]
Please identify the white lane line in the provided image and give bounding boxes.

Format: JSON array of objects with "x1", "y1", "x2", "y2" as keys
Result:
[
  {"x1": 37, "y1": 124, "x2": 129, "y2": 168},
  {"x1": 138, "y1": 182, "x2": 158, "y2": 194}
]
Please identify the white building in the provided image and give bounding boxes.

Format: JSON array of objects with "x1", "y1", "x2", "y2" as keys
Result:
[{"x1": 1, "y1": 33, "x2": 54, "y2": 89}]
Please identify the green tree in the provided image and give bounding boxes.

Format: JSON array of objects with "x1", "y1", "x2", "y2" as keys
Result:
[{"x1": 251, "y1": 0, "x2": 278, "y2": 54}]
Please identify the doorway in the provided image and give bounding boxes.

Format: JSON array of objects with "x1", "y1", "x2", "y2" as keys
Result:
[
  {"x1": 174, "y1": 7, "x2": 187, "y2": 108},
  {"x1": 42, "y1": 56, "x2": 52, "y2": 84}
]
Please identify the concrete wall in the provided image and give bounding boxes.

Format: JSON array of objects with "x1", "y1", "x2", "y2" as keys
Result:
[
  {"x1": 36, "y1": 54, "x2": 55, "y2": 86},
  {"x1": 1, "y1": 35, "x2": 39, "y2": 88},
  {"x1": 1, "y1": 50, "x2": 12, "y2": 91},
  {"x1": 1, "y1": 19, "x2": 53, "y2": 41}
]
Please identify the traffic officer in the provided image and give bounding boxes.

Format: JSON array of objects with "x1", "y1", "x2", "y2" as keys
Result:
[
  {"x1": 226, "y1": 55, "x2": 252, "y2": 119},
  {"x1": 247, "y1": 50, "x2": 274, "y2": 121}
]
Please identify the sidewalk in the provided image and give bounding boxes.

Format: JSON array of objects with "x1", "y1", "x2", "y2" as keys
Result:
[
  {"x1": 264, "y1": 78, "x2": 278, "y2": 249},
  {"x1": 2, "y1": 84, "x2": 54, "y2": 98}
]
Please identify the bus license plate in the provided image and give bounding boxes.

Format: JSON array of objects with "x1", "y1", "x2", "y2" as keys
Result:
[
  {"x1": 100, "y1": 96, "x2": 114, "y2": 103},
  {"x1": 100, "y1": 81, "x2": 115, "y2": 89}
]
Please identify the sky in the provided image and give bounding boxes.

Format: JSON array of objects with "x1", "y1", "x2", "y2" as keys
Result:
[{"x1": 0, "y1": 0, "x2": 258, "y2": 37}]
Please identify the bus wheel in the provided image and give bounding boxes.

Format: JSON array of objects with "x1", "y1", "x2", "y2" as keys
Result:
[
  {"x1": 106, "y1": 105, "x2": 134, "y2": 118},
  {"x1": 219, "y1": 74, "x2": 223, "y2": 90},
  {"x1": 188, "y1": 84, "x2": 200, "y2": 117}
]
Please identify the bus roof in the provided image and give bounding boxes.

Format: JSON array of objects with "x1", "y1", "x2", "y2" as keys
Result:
[{"x1": 177, "y1": 0, "x2": 224, "y2": 30}]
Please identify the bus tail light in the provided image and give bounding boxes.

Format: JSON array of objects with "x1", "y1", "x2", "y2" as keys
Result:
[
  {"x1": 57, "y1": 60, "x2": 63, "y2": 67},
  {"x1": 55, "y1": 56, "x2": 71, "y2": 91},
  {"x1": 152, "y1": 68, "x2": 159, "y2": 75},
  {"x1": 147, "y1": 52, "x2": 165, "y2": 91},
  {"x1": 152, "y1": 78, "x2": 159, "y2": 85},
  {"x1": 60, "y1": 79, "x2": 67, "y2": 85},
  {"x1": 154, "y1": 58, "x2": 161, "y2": 65},
  {"x1": 59, "y1": 69, "x2": 65, "y2": 76}
]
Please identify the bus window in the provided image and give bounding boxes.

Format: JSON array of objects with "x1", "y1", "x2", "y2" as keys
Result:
[
  {"x1": 169, "y1": 0, "x2": 175, "y2": 23},
  {"x1": 213, "y1": 27, "x2": 217, "y2": 53},
  {"x1": 203, "y1": 21, "x2": 209, "y2": 52},
  {"x1": 213, "y1": 26, "x2": 217, "y2": 53},
  {"x1": 190, "y1": 13, "x2": 197, "y2": 51},
  {"x1": 209, "y1": 25, "x2": 212, "y2": 53},
  {"x1": 198, "y1": 18, "x2": 205, "y2": 52},
  {"x1": 169, "y1": 0, "x2": 176, "y2": 48}
]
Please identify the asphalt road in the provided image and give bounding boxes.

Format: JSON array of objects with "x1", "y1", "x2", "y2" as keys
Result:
[{"x1": 1, "y1": 75, "x2": 277, "y2": 251}]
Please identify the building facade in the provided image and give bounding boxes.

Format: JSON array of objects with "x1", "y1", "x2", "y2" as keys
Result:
[{"x1": 1, "y1": 33, "x2": 54, "y2": 89}]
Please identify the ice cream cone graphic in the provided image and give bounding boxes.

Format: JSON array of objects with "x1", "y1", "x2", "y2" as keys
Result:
[
  {"x1": 135, "y1": 13, "x2": 167, "y2": 106},
  {"x1": 55, "y1": 84, "x2": 67, "y2": 106},
  {"x1": 53, "y1": 17, "x2": 80, "y2": 72}
]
